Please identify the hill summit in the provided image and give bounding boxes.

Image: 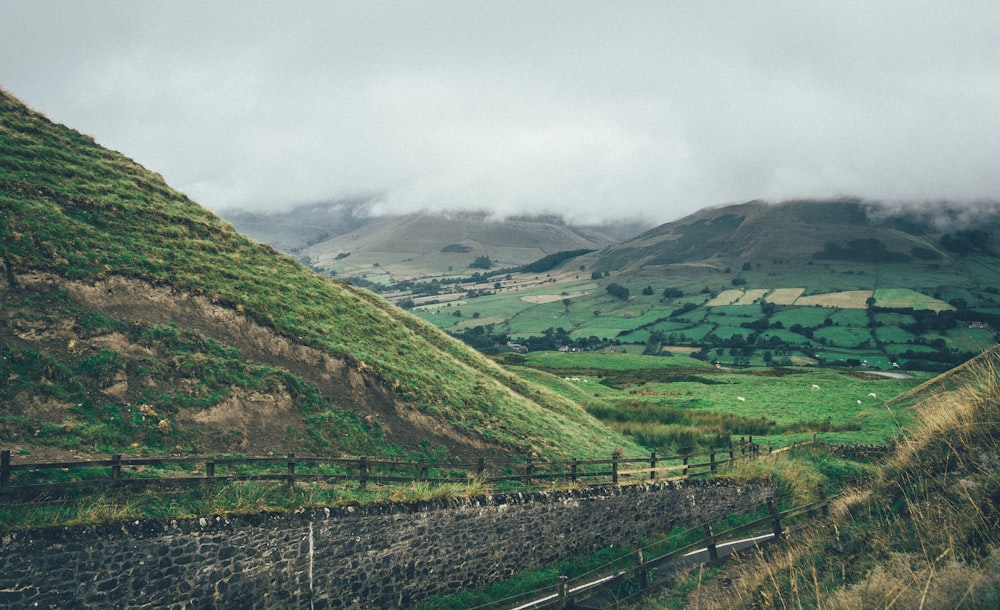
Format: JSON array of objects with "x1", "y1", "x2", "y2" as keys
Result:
[
  {"x1": 592, "y1": 198, "x2": 1000, "y2": 273},
  {"x1": 0, "y1": 89, "x2": 638, "y2": 461}
]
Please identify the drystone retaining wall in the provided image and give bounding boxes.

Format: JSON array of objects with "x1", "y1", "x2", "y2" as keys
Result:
[{"x1": 0, "y1": 479, "x2": 775, "y2": 609}]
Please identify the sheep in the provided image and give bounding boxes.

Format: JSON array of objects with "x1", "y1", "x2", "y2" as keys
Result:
[
  {"x1": 811, "y1": 384, "x2": 821, "y2": 390},
  {"x1": 856, "y1": 400, "x2": 862, "y2": 405},
  {"x1": 737, "y1": 396, "x2": 746, "y2": 402},
  {"x1": 868, "y1": 392, "x2": 877, "y2": 398}
]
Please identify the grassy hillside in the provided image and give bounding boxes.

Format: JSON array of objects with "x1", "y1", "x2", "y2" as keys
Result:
[
  {"x1": 295, "y1": 210, "x2": 630, "y2": 282},
  {"x1": 660, "y1": 346, "x2": 1000, "y2": 609},
  {"x1": 0, "y1": 89, "x2": 642, "y2": 460}
]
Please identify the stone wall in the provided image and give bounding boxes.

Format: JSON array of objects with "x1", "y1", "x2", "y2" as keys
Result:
[{"x1": 0, "y1": 479, "x2": 775, "y2": 609}]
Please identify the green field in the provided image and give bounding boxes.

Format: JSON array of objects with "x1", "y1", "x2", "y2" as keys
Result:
[{"x1": 505, "y1": 350, "x2": 928, "y2": 449}]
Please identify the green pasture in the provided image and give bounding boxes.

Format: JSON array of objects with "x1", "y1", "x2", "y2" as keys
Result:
[
  {"x1": 567, "y1": 327, "x2": 626, "y2": 340},
  {"x1": 814, "y1": 349, "x2": 893, "y2": 368},
  {"x1": 828, "y1": 308, "x2": 869, "y2": 326},
  {"x1": 812, "y1": 325, "x2": 874, "y2": 347},
  {"x1": 770, "y1": 307, "x2": 837, "y2": 328},
  {"x1": 873, "y1": 312, "x2": 916, "y2": 326},
  {"x1": 704, "y1": 306, "x2": 760, "y2": 320},
  {"x1": 711, "y1": 325, "x2": 751, "y2": 341},
  {"x1": 513, "y1": 351, "x2": 928, "y2": 449},
  {"x1": 875, "y1": 325, "x2": 916, "y2": 344},
  {"x1": 944, "y1": 327, "x2": 996, "y2": 352},
  {"x1": 521, "y1": 350, "x2": 715, "y2": 372},
  {"x1": 762, "y1": 329, "x2": 812, "y2": 345},
  {"x1": 638, "y1": 367, "x2": 918, "y2": 445},
  {"x1": 874, "y1": 288, "x2": 953, "y2": 311},
  {"x1": 884, "y1": 343, "x2": 937, "y2": 356}
]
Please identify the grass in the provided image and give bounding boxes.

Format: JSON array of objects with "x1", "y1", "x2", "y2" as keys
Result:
[
  {"x1": 0, "y1": 476, "x2": 494, "y2": 531},
  {"x1": 0, "y1": 89, "x2": 644, "y2": 461},
  {"x1": 647, "y1": 346, "x2": 1000, "y2": 609}
]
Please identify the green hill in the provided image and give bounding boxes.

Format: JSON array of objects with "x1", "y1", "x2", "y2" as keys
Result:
[
  {"x1": 222, "y1": 204, "x2": 648, "y2": 283},
  {"x1": 674, "y1": 345, "x2": 1000, "y2": 609},
  {"x1": 0, "y1": 89, "x2": 641, "y2": 461},
  {"x1": 591, "y1": 198, "x2": 1000, "y2": 272}
]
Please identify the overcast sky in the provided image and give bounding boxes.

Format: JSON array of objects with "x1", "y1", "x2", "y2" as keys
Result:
[{"x1": 2, "y1": 2, "x2": 999, "y2": 224}]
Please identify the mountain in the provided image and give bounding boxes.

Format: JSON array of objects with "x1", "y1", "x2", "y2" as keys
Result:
[
  {"x1": 396, "y1": 198, "x2": 998, "y2": 371},
  {"x1": 224, "y1": 205, "x2": 650, "y2": 282},
  {"x1": 0, "y1": 89, "x2": 641, "y2": 461},
  {"x1": 222, "y1": 199, "x2": 377, "y2": 253},
  {"x1": 590, "y1": 198, "x2": 1000, "y2": 273}
]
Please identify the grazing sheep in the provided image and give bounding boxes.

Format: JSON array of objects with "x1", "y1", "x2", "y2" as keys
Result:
[
  {"x1": 857, "y1": 400, "x2": 863, "y2": 405},
  {"x1": 868, "y1": 392, "x2": 877, "y2": 398},
  {"x1": 737, "y1": 396, "x2": 746, "y2": 402},
  {"x1": 812, "y1": 384, "x2": 821, "y2": 390}
]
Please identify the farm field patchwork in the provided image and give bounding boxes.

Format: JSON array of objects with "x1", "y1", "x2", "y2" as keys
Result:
[
  {"x1": 796, "y1": 290, "x2": 873, "y2": 308},
  {"x1": 409, "y1": 263, "x2": 996, "y2": 374}
]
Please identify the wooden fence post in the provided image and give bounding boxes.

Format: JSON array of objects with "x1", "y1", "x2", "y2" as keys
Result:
[
  {"x1": 1, "y1": 450, "x2": 10, "y2": 488},
  {"x1": 635, "y1": 548, "x2": 649, "y2": 590},
  {"x1": 649, "y1": 452, "x2": 657, "y2": 481},
  {"x1": 682, "y1": 454, "x2": 689, "y2": 478},
  {"x1": 571, "y1": 458, "x2": 578, "y2": 483},
  {"x1": 704, "y1": 523, "x2": 718, "y2": 562},
  {"x1": 477, "y1": 456, "x2": 485, "y2": 477},
  {"x1": 525, "y1": 458, "x2": 533, "y2": 484},
  {"x1": 728, "y1": 442, "x2": 735, "y2": 463},
  {"x1": 818, "y1": 483, "x2": 829, "y2": 517},
  {"x1": 710, "y1": 450, "x2": 717, "y2": 473},
  {"x1": 557, "y1": 575, "x2": 570, "y2": 608},
  {"x1": 767, "y1": 498, "x2": 783, "y2": 539},
  {"x1": 287, "y1": 453, "x2": 296, "y2": 487},
  {"x1": 206, "y1": 461, "x2": 215, "y2": 479},
  {"x1": 111, "y1": 454, "x2": 122, "y2": 484},
  {"x1": 612, "y1": 453, "x2": 619, "y2": 484},
  {"x1": 358, "y1": 456, "x2": 368, "y2": 488}
]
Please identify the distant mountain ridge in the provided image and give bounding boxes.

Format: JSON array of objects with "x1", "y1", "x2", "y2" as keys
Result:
[
  {"x1": 223, "y1": 204, "x2": 651, "y2": 281},
  {"x1": 591, "y1": 199, "x2": 1000, "y2": 273}
]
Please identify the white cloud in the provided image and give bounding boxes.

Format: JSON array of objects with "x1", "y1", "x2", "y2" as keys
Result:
[{"x1": 2, "y1": 1, "x2": 999, "y2": 223}]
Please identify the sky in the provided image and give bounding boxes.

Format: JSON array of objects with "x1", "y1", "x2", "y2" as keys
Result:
[{"x1": 2, "y1": 1, "x2": 999, "y2": 224}]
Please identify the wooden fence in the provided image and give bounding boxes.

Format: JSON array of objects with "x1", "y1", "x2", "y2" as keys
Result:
[
  {"x1": 493, "y1": 486, "x2": 834, "y2": 610},
  {"x1": 0, "y1": 438, "x2": 763, "y2": 496}
]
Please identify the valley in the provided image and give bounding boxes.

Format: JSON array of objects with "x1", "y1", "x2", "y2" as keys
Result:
[{"x1": 2, "y1": 87, "x2": 998, "y2": 609}]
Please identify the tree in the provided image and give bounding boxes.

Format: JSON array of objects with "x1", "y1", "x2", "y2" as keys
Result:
[
  {"x1": 470, "y1": 256, "x2": 491, "y2": 269},
  {"x1": 606, "y1": 283, "x2": 630, "y2": 300},
  {"x1": 642, "y1": 286, "x2": 654, "y2": 296}
]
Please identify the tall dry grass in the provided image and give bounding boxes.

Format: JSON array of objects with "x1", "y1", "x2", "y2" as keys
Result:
[{"x1": 667, "y1": 347, "x2": 1000, "y2": 610}]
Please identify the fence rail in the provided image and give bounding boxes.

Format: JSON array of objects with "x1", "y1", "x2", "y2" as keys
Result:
[
  {"x1": 497, "y1": 486, "x2": 834, "y2": 610},
  {"x1": 0, "y1": 438, "x2": 764, "y2": 496}
]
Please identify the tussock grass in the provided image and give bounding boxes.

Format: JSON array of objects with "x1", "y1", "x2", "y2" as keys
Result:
[
  {"x1": 650, "y1": 346, "x2": 1000, "y2": 609},
  {"x1": 0, "y1": 476, "x2": 498, "y2": 530}
]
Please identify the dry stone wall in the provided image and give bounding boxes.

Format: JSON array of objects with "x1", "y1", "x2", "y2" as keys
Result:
[{"x1": 0, "y1": 479, "x2": 775, "y2": 609}]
